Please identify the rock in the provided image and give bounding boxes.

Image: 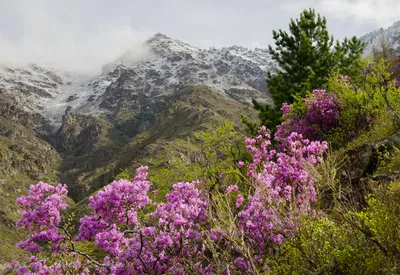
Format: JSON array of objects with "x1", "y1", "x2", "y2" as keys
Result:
[
  {"x1": 0, "y1": 90, "x2": 52, "y2": 135},
  {"x1": 138, "y1": 120, "x2": 151, "y2": 133},
  {"x1": 340, "y1": 133, "x2": 400, "y2": 185},
  {"x1": 87, "y1": 95, "x2": 96, "y2": 102},
  {"x1": 337, "y1": 132, "x2": 400, "y2": 208},
  {"x1": 0, "y1": 263, "x2": 12, "y2": 274},
  {"x1": 67, "y1": 94, "x2": 78, "y2": 102},
  {"x1": 360, "y1": 171, "x2": 400, "y2": 185},
  {"x1": 340, "y1": 143, "x2": 376, "y2": 185}
]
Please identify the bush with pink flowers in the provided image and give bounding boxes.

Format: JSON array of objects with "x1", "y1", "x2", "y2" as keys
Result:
[
  {"x1": 13, "y1": 125, "x2": 328, "y2": 274},
  {"x1": 275, "y1": 89, "x2": 341, "y2": 143}
]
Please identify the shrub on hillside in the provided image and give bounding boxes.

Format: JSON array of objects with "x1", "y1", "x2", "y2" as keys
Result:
[
  {"x1": 12, "y1": 127, "x2": 327, "y2": 274},
  {"x1": 275, "y1": 89, "x2": 341, "y2": 144}
]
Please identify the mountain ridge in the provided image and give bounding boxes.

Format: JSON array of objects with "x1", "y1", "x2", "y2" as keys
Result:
[
  {"x1": 0, "y1": 33, "x2": 274, "y2": 131},
  {"x1": 360, "y1": 20, "x2": 400, "y2": 56}
]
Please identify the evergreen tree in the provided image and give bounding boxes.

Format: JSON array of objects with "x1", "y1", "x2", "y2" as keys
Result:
[{"x1": 248, "y1": 9, "x2": 364, "y2": 131}]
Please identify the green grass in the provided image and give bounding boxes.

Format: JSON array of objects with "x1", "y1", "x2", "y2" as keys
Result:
[{"x1": 0, "y1": 119, "x2": 61, "y2": 267}]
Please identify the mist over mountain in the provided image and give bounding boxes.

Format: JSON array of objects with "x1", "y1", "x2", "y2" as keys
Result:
[{"x1": 0, "y1": 33, "x2": 275, "y2": 128}]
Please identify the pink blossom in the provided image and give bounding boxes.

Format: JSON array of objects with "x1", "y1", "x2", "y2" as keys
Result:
[
  {"x1": 226, "y1": 185, "x2": 239, "y2": 193},
  {"x1": 236, "y1": 194, "x2": 244, "y2": 208}
]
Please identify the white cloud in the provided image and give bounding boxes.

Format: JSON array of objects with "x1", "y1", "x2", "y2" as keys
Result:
[
  {"x1": 0, "y1": 0, "x2": 398, "y2": 73},
  {"x1": 0, "y1": 0, "x2": 153, "y2": 74},
  {"x1": 282, "y1": 0, "x2": 400, "y2": 28}
]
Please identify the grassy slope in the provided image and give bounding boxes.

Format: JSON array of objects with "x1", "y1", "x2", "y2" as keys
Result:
[
  {"x1": 70, "y1": 85, "x2": 258, "y2": 200},
  {"x1": 0, "y1": 119, "x2": 61, "y2": 268},
  {"x1": 0, "y1": 85, "x2": 259, "y2": 270}
]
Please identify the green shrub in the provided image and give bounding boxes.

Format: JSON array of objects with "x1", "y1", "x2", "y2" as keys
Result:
[
  {"x1": 268, "y1": 178, "x2": 400, "y2": 274},
  {"x1": 325, "y1": 59, "x2": 400, "y2": 148}
]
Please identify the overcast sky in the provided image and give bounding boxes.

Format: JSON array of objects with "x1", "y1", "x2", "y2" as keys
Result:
[{"x1": 0, "y1": 0, "x2": 399, "y2": 74}]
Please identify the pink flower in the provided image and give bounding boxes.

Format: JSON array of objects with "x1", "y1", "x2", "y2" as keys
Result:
[
  {"x1": 236, "y1": 194, "x2": 244, "y2": 208},
  {"x1": 281, "y1": 102, "x2": 292, "y2": 117},
  {"x1": 235, "y1": 257, "x2": 248, "y2": 271},
  {"x1": 226, "y1": 185, "x2": 239, "y2": 193}
]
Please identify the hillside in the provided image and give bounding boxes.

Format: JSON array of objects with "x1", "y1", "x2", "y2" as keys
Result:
[
  {"x1": 0, "y1": 34, "x2": 268, "y2": 269},
  {"x1": 0, "y1": 99, "x2": 61, "y2": 267},
  {"x1": 3, "y1": 20, "x2": 400, "y2": 272}
]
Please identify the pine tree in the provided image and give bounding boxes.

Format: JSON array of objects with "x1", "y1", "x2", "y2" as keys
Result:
[{"x1": 248, "y1": 9, "x2": 364, "y2": 131}]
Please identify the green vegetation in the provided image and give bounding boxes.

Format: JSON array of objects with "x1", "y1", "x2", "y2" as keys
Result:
[
  {"x1": 267, "y1": 176, "x2": 400, "y2": 274},
  {"x1": 0, "y1": 119, "x2": 61, "y2": 267},
  {"x1": 326, "y1": 59, "x2": 400, "y2": 148},
  {"x1": 246, "y1": 9, "x2": 364, "y2": 132},
  {"x1": 114, "y1": 86, "x2": 256, "y2": 200}
]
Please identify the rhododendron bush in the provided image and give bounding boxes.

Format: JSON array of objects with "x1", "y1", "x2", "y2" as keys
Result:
[
  {"x1": 13, "y1": 127, "x2": 327, "y2": 274},
  {"x1": 206, "y1": 127, "x2": 327, "y2": 273},
  {"x1": 275, "y1": 89, "x2": 341, "y2": 143}
]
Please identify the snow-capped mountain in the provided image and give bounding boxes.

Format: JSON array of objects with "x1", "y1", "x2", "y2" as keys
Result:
[
  {"x1": 360, "y1": 21, "x2": 400, "y2": 56},
  {"x1": 95, "y1": 33, "x2": 273, "y2": 113},
  {"x1": 0, "y1": 33, "x2": 275, "y2": 129},
  {"x1": 4, "y1": 23, "x2": 400, "y2": 132}
]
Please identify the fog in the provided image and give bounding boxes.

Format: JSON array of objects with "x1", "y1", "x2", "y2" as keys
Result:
[
  {"x1": 0, "y1": 0, "x2": 152, "y2": 74},
  {"x1": 0, "y1": 0, "x2": 398, "y2": 74}
]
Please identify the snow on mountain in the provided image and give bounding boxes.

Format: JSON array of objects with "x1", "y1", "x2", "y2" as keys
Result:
[
  {"x1": 0, "y1": 33, "x2": 276, "y2": 129},
  {"x1": 0, "y1": 64, "x2": 101, "y2": 128},
  {"x1": 0, "y1": 64, "x2": 63, "y2": 113},
  {"x1": 94, "y1": 33, "x2": 274, "y2": 113},
  {"x1": 360, "y1": 21, "x2": 400, "y2": 56},
  {"x1": 7, "y1": 22, "x2": 400, "y2": 132}
]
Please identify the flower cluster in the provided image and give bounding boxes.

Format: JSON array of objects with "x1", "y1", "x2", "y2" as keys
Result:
[
  {"x1": 15, "y1": 167, "x2": 211, "y2": 274},
  {"x1": 14, "y1": 126, "x2": 327, "y2": 274},
  {"x1": 15, "y1": 182, "x2": 68, "y2": 253},
  {"x1": 16, "y1": 257, "x2": 89, "y2": 275},
  {"x1": 79, "y1": 167, "x2": 211, "y2": 274},
  {"x1": 235, "y1": 127, "x2": 327, "y2": 270},
  {"x1": 338, "y1": 74, "x2": 350, "y2": 86},
  {"x1": 276, "y1": 89, "x2": 341, "y2": 142},
  {"x1": 78, "y1": 166, "x2": 151, "y2": 242},
  {"x1": 305, "y1": 90, "x2": 341, "y2": 133}
]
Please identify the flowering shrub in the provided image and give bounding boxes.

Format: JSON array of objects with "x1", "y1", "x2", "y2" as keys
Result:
[
  {"x1": 15, "y1": 167, "x2": 211, "y2": 274},
  {"x1": 234, "y1": 127, "x2": 327, "y2": 272},
  {"x1": 14, "y1": 126, "x2": 328, "y2": 274},
  {"x1": 197, "y1": 127, "x2": 327, "y2": 274},
  {"x1": 14, "y1": 257, "x2": 89, "y2": 275},
  {"x1": 15, "y1": 182, "x2": 68, "y2": 254},
  {"x1": 275, "y1": 89, "x2": 341, "y2": 143},
  {"x1": 314, "y1": 61, "x2": 400, "y2": 148}
]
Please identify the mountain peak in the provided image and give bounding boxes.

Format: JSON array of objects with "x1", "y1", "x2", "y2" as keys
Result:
[
  {"x1": 146, "y1": 33, "x2": 200, "y2": 56},
  {"x1": 151, "y1": 32, "x2": 171, "y2": 39},
  {"x1": 360, "y1": 21, "x2": 400, "y2": 56},
  {"x1": 0, "y1": 31, "x2": 276, "y2": 128}
]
